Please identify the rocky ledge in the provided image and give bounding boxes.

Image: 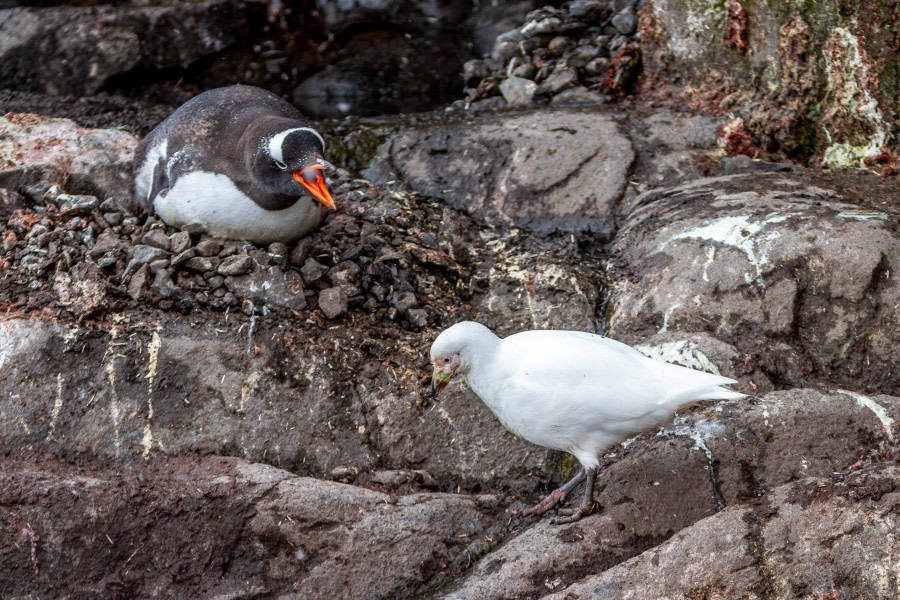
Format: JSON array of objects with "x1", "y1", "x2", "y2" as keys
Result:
[{"x1": 1, "y1": 0, "x2": 898, "y2": 598}]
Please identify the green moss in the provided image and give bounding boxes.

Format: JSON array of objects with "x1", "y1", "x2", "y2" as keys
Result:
[
  {"x1": 320, "y1": 122, "x2": 390, "y2": 175},
  {"x1": 556, "y1": 452, "x2": 579, "y2": 480}
]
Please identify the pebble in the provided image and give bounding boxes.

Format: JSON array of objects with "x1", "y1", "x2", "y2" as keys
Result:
[
  {"x1": 391, "y1": 291, "x2": 418, "y2": 313},
  {"x1": 567, "y1": 45, "x2": 601, "y2": 68},
  {"x1": 548, "y1": 36, "x2": 575, "y2": 55},
  {"x1": 407, "y1": 308, "x2": 428, "y2": 328},
  {"x1": 148, "y1": 259, "x2": 170, "y2": 274},
  {"x1": 132, "y1": 244, "x2": 169, "y2": 265},
  {"x1": 300, "y1": 258, "x2": 329, "y2": 284},
  {"x1": 142, "y1": 229, "x2": 171, "y2": 251},
  {"x1": 195, "y1": 238, "x2": 222, "y2": 257},
  {"x1": 184, "y1": 256, "x2": 218, "y2": 272},
  {"x1": 584, "y1": 56, "x2": 610, "y2": 76},
  {"x1": 521, "y1": 17, "x2": 563, "y2": 38},
  {"x1": 319, "y1": 287, "x2": 348, "y2": 319},
  {"x1": 128, "y1": 264, "x2": 150, "y2": 299},
  {"x1": 103, "y1": 212, "x2": 123, "y2": 226},
  {"x1": 171, "y1": 248, "x2": 196, "y2": 266},
  {"x1": 536, "y1": 64, "x2": 576, "y2": 95},
  {"x1": 612, "y1": 9, "x2": 637, "y2": 36},
  {"x1": 499, "y1": 76, "x2": 538, "y2": 106},
  {"x1": 218, "y1": 254, "x2": 253, "y2": 276},
  {"x1": 169, "y1": 231, "x2": 191, "y2": 254}
]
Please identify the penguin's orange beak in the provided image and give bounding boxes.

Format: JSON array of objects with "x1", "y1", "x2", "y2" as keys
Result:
[{"x1": 294, "y1": 164, "x2": 335, "y2": 210}]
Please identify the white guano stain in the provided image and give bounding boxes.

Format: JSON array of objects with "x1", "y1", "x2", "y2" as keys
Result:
[
  {"x1": 106, "y1": 360, "x2": 122, "y2": 458},
  {"x1": 47, "y1": 373, "x2": 64, "y2": 440},
  {"x1": 670, "y1": 213, "x2": 795, "y2": 286},
  {"x1": 836, "y1": 209, "x2": 889, "y2": 221},
  {"x1": 658, "y1": 303, "x2": 682, "y2": 333},
  {"x1": 838, "y1": 390, "x2": 895, "y2": 442},
  {"x1": 702, "y1": 246, "x2": 715, "y2": 282},
  {"x1": 142, "y1": 331, "x2": 162, "y2": 459}
]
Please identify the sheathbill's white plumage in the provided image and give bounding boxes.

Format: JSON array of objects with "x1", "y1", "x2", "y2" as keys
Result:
[{"x1": 429, "y1": 321, "x2": 745, "y2": 523}]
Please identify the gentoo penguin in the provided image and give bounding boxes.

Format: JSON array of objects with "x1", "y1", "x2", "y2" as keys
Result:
[{"x1": 133, "y1": 85, "x2": 335, "y2": 244}]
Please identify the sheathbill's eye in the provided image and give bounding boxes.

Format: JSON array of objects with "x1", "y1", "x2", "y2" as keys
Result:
[
  {"x1": 274, "y1": 160, "x2": 287, "y2": 170},
  {"x1": 444, "y1": 357, "x2": 451, "y2": 364}
]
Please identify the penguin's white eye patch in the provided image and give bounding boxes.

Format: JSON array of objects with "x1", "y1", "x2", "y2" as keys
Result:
[{"x1": 274, "y1": 160, "x2": 287, "y2": 170}]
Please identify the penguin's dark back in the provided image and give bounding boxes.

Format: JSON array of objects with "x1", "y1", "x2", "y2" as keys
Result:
[{"x1": 133, "y1": 85, "x2": 310, "y2": 210}]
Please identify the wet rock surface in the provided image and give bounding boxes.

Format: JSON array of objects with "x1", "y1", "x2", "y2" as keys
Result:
[
  {"x1": 366, "y1": 109, "x2": 634, "y2": 236},
  {"x1": 1, "y1": 1, "x2": 899, "y2": 598}
]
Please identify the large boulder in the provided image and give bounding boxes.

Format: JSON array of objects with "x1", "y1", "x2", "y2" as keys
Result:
[
  {"x1": 0, "y1": 456, "x2": 499, "y2": 599},
  {"x1": 543, "y1": 465, "x2": 899, "y2": 599},
  {"x1": 437, "y1": 388, "x2": 898, "y2": 599},
  {"x1": 365, "y1": 109, "x2": 634, "y2": 236},
  {"x1": 0, "y1": 3, "x2": 236, "y2": 96},
  {"x1": 608, "y1": 172, "x2": 900, "y2": 394},
  {"x1": 0, "y1": 113, "x2": 137, "y2": 206}
]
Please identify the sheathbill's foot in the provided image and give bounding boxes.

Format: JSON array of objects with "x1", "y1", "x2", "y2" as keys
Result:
[
  {"x1": 550, "y1": 465, "x2": 597, "y2": 524},
  {"x1": 522, "y1": 467, "x2": 586, "y2": 516}
]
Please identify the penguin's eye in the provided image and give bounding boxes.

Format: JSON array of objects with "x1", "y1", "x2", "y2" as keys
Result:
[{"x1": 274, "y1": 160, "x2": 287, "y2": 170}]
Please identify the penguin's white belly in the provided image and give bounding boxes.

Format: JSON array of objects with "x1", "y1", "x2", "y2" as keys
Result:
[{"x1": 153, "y1": 171, "x2": 322, "y2": 244}]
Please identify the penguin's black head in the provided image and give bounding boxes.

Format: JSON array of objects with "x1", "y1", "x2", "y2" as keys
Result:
[{"x1": 255, "y1": 126, "x2": 335, "y2": 209}]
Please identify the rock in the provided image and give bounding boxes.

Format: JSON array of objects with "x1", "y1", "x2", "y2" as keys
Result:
[
  {"x1": 151, "y1": 268, "x2": 177, "y2": 299},
  {"x1": 88, "y1": 230, "x2": 125, "y2": 258},
  {"x1": 566, "y1": 44, "x2": 601, "y2": 68},
  {"x1": 407, "y1": 308, "x2": 428, "y2": 327},
  {"x1": 550, "y1": 87, "x2": 606, "y2": 106},
  {"x1": 0, "y1": 188, "x2": 28, "y2": 219},
  {"x1": 289, "y1": 237, "x2": 313, "y2": 267},
  {"x1": 327, "y1": 261, "x2": 361, "y2": 291},
  {"x1": 141, "y1": 229, "x2": 171, "y2": 252},
  {"x1": 226, "y1": 265, "x2": 307, "y2": 311},
  {"x1": 498, "y1": 76, "x2": 538, "y2": 106},
  {"x1": 217, "y1": 254, "x2": 253, "y2": 277},
  {"x1": 127, "y1": 263, "x2": 150, "y2": 300},
  {"x1": 0, "y1": 113, "x2": 137, "y2": 207},
  {"x1": 319, "y1": 286, "x2": 348, "y2": 319},
  {"x1": 543, "y1": 466, "x2": 900, "y2": 599},
  {"x1": 521, "y1": 17, "x2": 563, "y2": 38},
  {"x1": 609, "y1": 172, "x2": 900, "y2": 393},
  {"x1": 0, "y1": 318, "x2": 63, "y2": 382},
  {"x1": 390, "y1": 291, "x2": 417, "y2": 313},
  {"x1": 194, "y1": 238, "x2": 222, "y2": 257},
  {"x1": 169, "y1": 231, "x2": 191, "y2": 255},
  {"x1": 568, "y1": 1, "x2": 608, "y2": 19},
  {"x1": 0, "y1": 3, "x2": 236, "y2": 97},
  {"x1": 170, "y1": 248, "x2": 196, "y2": 267},
  {"x1": 365, "y1": 110, "x2": 634, "y2": 236},
  {"x1": 314, "y1": 0, "x2": 467, "y2": 35},
  {"x1": 438, "y1": 389, "x2": 899, "y2": 599},
  {"x1": 184, "y1": 256, "x2": 218, "y2": 273},
  {"x1": 536, "y1": 64, "x2": 577, "y2": 95},
  {"x1": 611, "y1": 7, "x2": 637, "y2": 35},
  {"x1": 510, "y1": 61, "x2": 537, "y2": 80},
  {"x1": 547, "y1": 35, "x2": 574, "y2": 55},
  {"x1": 56, "y1": 193, "x2": 98, "y2": 215},
  {"x1": 0, "y1": 456, "x2": 497, "y2": 599},
  {"x1": 131, "y1": 244, "x2": 169, "y2": 265},
  {"x1": 301, "y1": 257, "x2": 329, "y2": 285}
]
